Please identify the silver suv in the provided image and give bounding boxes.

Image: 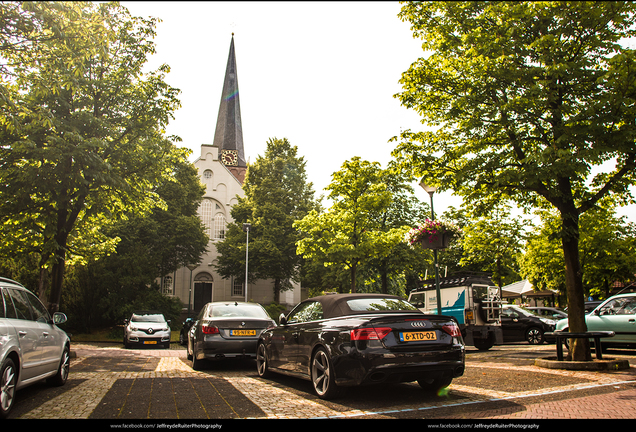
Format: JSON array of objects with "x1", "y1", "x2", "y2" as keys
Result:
[
  {"x1": 123, "y1": 311, "x2": 171, "y2": 349},
  {"x1": 0, "y1": 277, "x2": 70, "y2": 418}
]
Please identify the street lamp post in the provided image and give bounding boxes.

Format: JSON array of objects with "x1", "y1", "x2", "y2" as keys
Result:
[
  {"x1": 419, "y1": 181, "x2": 443, "y2": 316},
  {"x1": 186, "y1": 263, "x2": 198, "y2": 317},
  {"x1": 243, "y1": 223, "x2": 251, "y2": 302}
]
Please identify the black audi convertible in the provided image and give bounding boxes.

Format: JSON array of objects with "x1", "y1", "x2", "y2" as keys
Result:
[{"x1": 256, "y1": 293, "x2": 465, "y2": 399}]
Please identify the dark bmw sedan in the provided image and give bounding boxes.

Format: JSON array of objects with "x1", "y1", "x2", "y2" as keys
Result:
[
  {"x1": 256, "y1": 293, "x2": 465, "y2": 400},
  {"x1": 187, "y1": 302, "x2": 276, "y2": 370}
]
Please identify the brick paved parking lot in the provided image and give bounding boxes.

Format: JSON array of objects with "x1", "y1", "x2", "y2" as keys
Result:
[{"x1": 5, "y1": 342, "x2": 636, "y2": 424}]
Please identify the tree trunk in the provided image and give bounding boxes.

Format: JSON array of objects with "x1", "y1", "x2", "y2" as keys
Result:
[
  {"x1": 274, "y1": 279, "x2": 281, "y2": 304},
  {"x1": 560, "y1": 209, "x2": 591, "y2": 361},
  {"x1": 381, "y1": 270, "x2": 388, "y2": 294},
  {"x1": 496, "y1": 257, "x2": 502, "y2": 288},
  {"x1": 350, "y1": 263, "x2": 357, "y2": 293},
  {"x1": 48, "y1": 257, "x2": 65, "y2": 315},
  {"x1": 37, "y1": 265, "x2": 49, "y2": 303},
  {"x1": 48, "y1": 216, "x2": 69, "y2": 315}
]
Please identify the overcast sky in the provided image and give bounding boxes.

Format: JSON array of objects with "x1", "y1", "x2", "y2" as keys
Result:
[{"x1": 122, "y1": 1, "x2": 634, "y2": 224}]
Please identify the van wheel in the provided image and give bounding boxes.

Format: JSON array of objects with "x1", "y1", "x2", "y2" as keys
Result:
[{"x1": 474, "y1": 334, "x2": 494, "y2": 350}]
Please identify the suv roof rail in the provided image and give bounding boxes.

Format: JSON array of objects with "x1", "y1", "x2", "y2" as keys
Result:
[{"x1": 0, "y1": 277, "x2": 25, "y2": 287}]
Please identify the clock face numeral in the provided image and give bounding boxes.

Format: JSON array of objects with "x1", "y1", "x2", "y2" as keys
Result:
[{"x1": 221, "y1": 150, "x2": 238, "y2": 166}]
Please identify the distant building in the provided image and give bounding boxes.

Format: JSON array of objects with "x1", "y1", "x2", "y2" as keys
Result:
[{"x1": 161, "y1": 35, "x2": 303, "y2": 316}]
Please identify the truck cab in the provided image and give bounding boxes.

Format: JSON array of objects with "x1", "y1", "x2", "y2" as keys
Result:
[{"x1": 408, "y1": 274, "x2": 503, "y2": 350}]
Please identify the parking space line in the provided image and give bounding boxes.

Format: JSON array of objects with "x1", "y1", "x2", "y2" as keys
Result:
[{"x1": 206, "y1": 377, "x2": 242, "y2": 418}]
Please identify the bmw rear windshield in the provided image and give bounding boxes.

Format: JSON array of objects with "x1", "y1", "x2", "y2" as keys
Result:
[{"x1": 206, "y1": 303, "x2": 269, "y2": 319}]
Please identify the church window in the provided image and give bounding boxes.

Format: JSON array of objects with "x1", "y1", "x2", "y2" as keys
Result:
[
  {"x1": 203, "y1": 170, "x2": 213, "y2": 182},
  {"x1": 213, "y1": 213, "x2": 226, "y2": 240},
  {"x1": 199, "y1": 199, "x2": 213, "y2": 238},
  {"x1": 232, "y1": 279, "x2": 244, "y2": 297},
  {"x1": 162, "y1": 276, "x2": 174, "y2": 296}
]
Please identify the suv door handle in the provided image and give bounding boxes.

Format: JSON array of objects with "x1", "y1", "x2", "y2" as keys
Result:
[{"x1": 18, "y1": 331, "x2": 27, "y2": 337}]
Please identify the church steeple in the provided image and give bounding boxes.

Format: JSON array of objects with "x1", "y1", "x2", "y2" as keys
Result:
[{"x1": 213, "y1": 33, "x2": 247, "y2": 183}]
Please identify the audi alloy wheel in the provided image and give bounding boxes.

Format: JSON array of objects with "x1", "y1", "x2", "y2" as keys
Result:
[
  {"x1": 256, "y1": 342, "x2": 271, "y2": 378},
  {"x1": 310, "y1": 347, "x2": 343, "y2": 400}
]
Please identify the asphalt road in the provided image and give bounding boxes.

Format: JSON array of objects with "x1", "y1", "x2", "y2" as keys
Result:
[{"x1": 5, "y1": 342, "x2": 636, "y2": 424}]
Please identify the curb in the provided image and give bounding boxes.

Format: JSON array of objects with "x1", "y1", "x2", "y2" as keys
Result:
[{"x1": 535, "y1": 356, "x2": 631, "y2": 371}]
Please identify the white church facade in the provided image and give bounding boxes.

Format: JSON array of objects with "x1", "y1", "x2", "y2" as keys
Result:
[{"x1": 159, "y1": 35, "x2": 304, "y2": 316}]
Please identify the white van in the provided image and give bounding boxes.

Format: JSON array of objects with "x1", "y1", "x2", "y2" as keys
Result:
[{"x1": 408, "y1": 274, "x2": 503, "y2": 350}]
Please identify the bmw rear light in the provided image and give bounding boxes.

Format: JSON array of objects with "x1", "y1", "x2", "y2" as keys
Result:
[
  {"x1": 350, "y1": 327, "x2": 392, "y2": 341},
  {"x1": 202, "y1": 324, "x2": 219, "y2": 335},
  {"x1": 442, "y1": 323, "x2": 461, "y2": 338}
]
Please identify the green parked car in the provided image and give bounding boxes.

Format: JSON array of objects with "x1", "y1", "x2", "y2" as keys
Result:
[{"x1": 555, "y1": 293, "x2": 636, "y2": 349}]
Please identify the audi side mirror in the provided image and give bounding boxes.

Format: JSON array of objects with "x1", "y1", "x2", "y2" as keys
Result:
[{"x1": 279, "y1": 313, "x2": 287, "y2": 326}]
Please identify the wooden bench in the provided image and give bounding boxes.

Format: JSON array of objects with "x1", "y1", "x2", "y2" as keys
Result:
[{"x1": 545, "y1": 331, "x2": 615, "y2": 361}]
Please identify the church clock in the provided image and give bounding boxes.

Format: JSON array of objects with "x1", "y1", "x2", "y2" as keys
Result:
[{"x1": 221, "y1": 150, "x2": 238, "y2": 166}]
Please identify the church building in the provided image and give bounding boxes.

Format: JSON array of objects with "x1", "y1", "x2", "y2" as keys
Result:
[{"x1": 161, "y1": 35, "x2": 304, "y2": 316}]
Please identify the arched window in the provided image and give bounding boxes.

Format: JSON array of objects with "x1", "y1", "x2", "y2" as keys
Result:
[
  {"x1": 213, "y1": 213, "x2": 226, "y2": 240},
  {"x1": 199, "y1": 199, "x2": 213, "y2": 238}
]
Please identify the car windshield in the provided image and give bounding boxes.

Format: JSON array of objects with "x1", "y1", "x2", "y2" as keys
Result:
[
  {"x1": 508, "y1": 306, "x2": 540, "y2": 317},
  {"x1": 131, "y1": 313, "x2": 166, "y2": 323},
  {"x1": 207, "y1": 303, "x2": 269, "y2": 319},
  {"x1": 346, "y1": 297, "x2": 418, "y2": 312}
]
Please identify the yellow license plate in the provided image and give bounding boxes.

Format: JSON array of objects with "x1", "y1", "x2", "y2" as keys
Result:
[
  {"x1": 230, "y1": 329, "x2": 256, "y2": 336},
  {"x1": 143, "y1": 340, "x2": 157, "y2": 344},
  {"x1": 399, "y1": 331, "x2": 437, "y2": 342}
]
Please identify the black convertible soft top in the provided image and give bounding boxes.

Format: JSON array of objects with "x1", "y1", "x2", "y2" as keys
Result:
[{"x1": 303, "y1": 293, "x2": 419, "y2": 319}]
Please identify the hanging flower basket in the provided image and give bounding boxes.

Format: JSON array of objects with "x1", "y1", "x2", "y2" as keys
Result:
[
  {"x1": 419, "y1": 232, "x2": 453, "y2": 249},
  {"x1": 405, "y1": 219, "x2": 461, "y2": 250}
]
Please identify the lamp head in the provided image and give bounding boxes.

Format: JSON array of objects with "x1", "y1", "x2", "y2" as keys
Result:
[{"x1": 419, "y1": 180, "x2": 438, "y2": 195}]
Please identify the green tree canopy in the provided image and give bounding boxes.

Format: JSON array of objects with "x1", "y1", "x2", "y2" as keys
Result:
[
  {"x1": 296, "y1": 158, "x2": 420, "y2": 293},
  {"x1": 61, "y1": 157, "x2": 207, "y2": 332},
  {"x1": 0, "y1": 2, "x2": 182, "y2": 312},
  {"x1": 458, "y1": 203, "x2": 525, "y2": 287},
  {"x1": 520, "y1": 206, "x2": 636, "y2": 300},
  {"x1": 215, "y1": 138, "x2": 316, "y2": 302},
  {"x1": 392, "y1": 1, "x2": 636, "y2": 360}
]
